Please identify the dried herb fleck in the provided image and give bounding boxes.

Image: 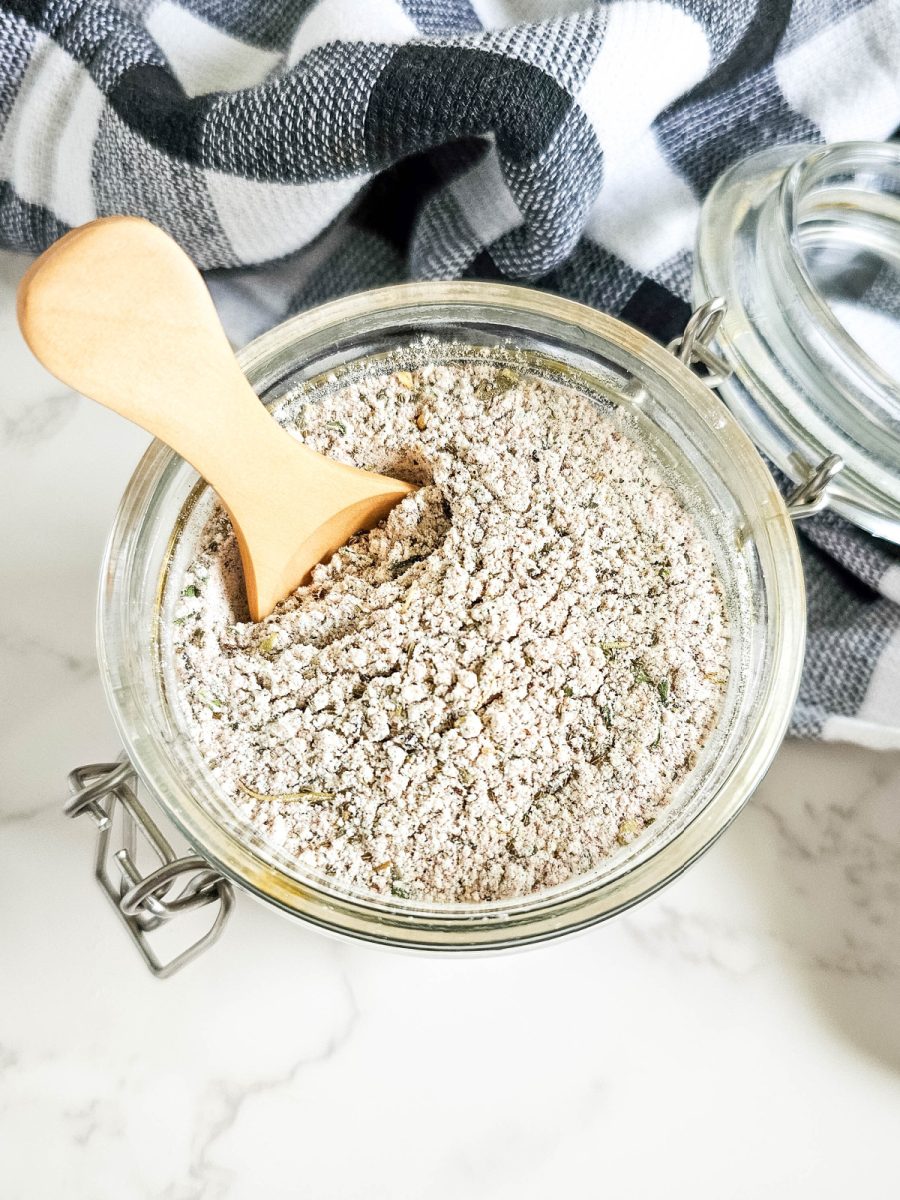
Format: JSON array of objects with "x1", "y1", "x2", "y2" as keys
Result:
[
  {"x1": 632, "y1": 661, "x2": 654, "y2": 686},
  {"x1": 617, "y1": 818, "x2": 642, "y2": 846},
  {"x1": 325, "y1": 420, "x2": 347, "y2": 435},
  {"x1": 704, "y1": 671, "x2": 728, "y2": 685},
  {"x1": 237, "y1": 780, "x2": 334, "y2": 803},
  {"x1": 390, "y1": 554, "x2": 426, "y2": 578},
  {"x1": 258, "y1": 633, "x2": 279, "y2": 658}
]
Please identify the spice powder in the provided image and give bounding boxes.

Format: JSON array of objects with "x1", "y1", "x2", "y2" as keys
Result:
[{"x1": 169, "y1": 357, "x2": 730, "y2": 903}]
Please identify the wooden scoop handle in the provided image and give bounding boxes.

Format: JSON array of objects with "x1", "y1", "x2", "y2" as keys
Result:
[
  {"x1": 17, "y1": 217, "x2": 415, "y2": 620},
  {"x1": 17, "y1": 217, "x2": 302, "y2": 491}
]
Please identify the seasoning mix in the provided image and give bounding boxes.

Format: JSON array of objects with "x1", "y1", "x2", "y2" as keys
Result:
[{"x1": 169, "y1": 356, "x2": 729, "y2": 902}]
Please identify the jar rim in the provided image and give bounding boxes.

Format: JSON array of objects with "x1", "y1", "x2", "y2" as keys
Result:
[{"x1": 97, "y1": 281, "x2": 806, "y2": 949}]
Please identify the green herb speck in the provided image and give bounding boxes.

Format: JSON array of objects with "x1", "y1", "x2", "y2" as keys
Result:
[
  {"x1": 658, "y1": 678, "x2": 671, "y2": 705},
  {"x1": 617, "y1": 818, "x2": 642, "y2": 846},
  {"x1": 326, "y1": 420, "x2": 347, "y2": 435},
  {"x1": 259, "y1": 633, "x2": 279, "y2": 658}
]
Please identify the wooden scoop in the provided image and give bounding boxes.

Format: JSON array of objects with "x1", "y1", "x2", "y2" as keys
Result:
[{"x1": 17, "y1": 216, "x2": 415, "y2": 619}]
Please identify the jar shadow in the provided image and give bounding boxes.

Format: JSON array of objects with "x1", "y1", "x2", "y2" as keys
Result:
[{"x1": 731, "y1": 740, "x2": 900, "y2": 1070}]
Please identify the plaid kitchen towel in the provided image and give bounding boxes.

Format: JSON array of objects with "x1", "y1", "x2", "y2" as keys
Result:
[{"x1": 2, "y1": 0, "x2": 900, "y2": 747}]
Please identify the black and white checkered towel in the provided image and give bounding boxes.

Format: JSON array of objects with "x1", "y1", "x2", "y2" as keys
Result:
[{"x1": 2, "y1": 0, "x2": 899, "y2": 745}]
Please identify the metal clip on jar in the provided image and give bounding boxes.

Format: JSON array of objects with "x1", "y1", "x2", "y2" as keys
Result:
[{"x1": 65, "y1": 141, "x2": 900, "y2": 976}]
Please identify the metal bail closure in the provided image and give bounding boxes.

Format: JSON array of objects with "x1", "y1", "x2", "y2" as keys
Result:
[
  {"x1": 667, "y1": 298, "x2": 732, "y2": 389},
  {"x1": 669, "y1": 301, "x2": 844, "y2": 521},
  {"x1": 66, "y1": 761, "x2": 234, "y2": 978},
  {"x1": 784, "y1": 453, "x2": 845, "y2": 520}
]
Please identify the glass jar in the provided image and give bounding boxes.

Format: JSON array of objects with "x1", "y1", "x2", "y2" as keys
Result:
[
  {"x1": 69, "y1": 283, "x2": 804, "y2": 974},
  {"x1": 66, "y1": 141, "x2": 900, "y2": 977}
]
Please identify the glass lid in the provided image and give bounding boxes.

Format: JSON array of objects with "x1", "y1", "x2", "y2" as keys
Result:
[{"x1": 694, "y1": 140, "x2": 900, "y2": 543}]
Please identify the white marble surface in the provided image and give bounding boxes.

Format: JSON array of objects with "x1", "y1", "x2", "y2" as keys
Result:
[{"x1": 2, "y1": 247, "x2": 900, "y2": 1199}]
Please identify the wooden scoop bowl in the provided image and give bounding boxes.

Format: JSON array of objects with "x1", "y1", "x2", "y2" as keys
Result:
[{"x1": 17, "y1": 216, "x2": 415, "y2": 619}]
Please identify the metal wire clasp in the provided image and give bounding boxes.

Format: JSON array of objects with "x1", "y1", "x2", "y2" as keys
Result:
[
  {"x1": 66, "y1": 762, "x2": 234, "y2": 978},
  {"x1": 670, "y1": 301, "x2": 843, "y2": 520},
  {"x1": 667, "y1": 298, "x2": 732, "y2": 388},
  {"x1": 784, "y1": 452, "x2": 844, "y2": 519}
]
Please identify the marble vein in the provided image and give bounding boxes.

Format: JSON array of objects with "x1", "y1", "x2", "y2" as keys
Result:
[
  {"x1": 0, "y1": 628, "x2": 98, "y2": 679},
  {"x1": 1, "y1": 391, "x2": 78, "y2": 449},
  {"x1": 184, "y1": 967, "x2": 361, "y2": 1199}
]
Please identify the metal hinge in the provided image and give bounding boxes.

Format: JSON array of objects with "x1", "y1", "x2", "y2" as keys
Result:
[
  {"x1": 66, "y1": 761, "x2": 234, "y2": 979},
  {"x1": 784, "y1": 452, "x2": 844, "y2": 520},
  {"x1": 667, "y1": 298, "x2": 732, "y2": 389},
  {"x1": 670, "y1": 300, "x2": 843, "y2": 521}
]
